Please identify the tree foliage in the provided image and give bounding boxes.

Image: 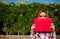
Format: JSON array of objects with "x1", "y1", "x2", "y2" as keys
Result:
[{"x1": 0, "y1": 2, "x2": 60, "y2": 35}]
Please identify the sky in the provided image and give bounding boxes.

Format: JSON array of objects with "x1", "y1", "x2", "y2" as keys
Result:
[{"x1": 9, "y1": 0, "x2": 58, "y2": 4}]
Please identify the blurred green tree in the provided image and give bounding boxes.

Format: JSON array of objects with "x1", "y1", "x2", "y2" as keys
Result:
[{"x1": 0, "y1": 2, "x2": 60, "y2": 35}]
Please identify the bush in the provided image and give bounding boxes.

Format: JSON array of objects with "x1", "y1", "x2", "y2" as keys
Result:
[{"x1": 0, "y1": 3, "x2": 60, "y2": 35}]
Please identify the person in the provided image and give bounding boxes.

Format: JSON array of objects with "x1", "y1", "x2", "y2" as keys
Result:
[{"x1": 30, "y1": 9, "x2": 56, "y2": 39}]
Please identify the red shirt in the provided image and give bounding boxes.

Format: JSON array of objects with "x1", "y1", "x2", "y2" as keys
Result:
[{"x1": 33, "y1": 18, "x2": 53, "y2": 32}]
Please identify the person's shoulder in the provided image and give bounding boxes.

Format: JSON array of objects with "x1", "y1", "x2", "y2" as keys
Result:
[
  {"x1": 47, "y1": 18, "x2": 53, "y2": 22},
  {"x1": 48, "y1": 17, "x2": 53, "y2": 20},
  {"x1": 34, "y1": 17, "x2": 37, "y2": 19},
  {"x1": 34, "y1": 18, "x2": 38, "y2": 20}
]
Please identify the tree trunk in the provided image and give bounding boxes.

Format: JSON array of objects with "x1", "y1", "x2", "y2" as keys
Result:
[
  {"x1": 17, "y1": 31, "x2": 19, "y2": 35},
  {"x1": 6, "y1": 32, "x2": 8, "y2": 35}
]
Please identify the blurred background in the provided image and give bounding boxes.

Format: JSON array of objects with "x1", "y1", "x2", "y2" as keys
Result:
[{"x1": 0, "y1": 0, "x2": 60, "y2": 35}]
